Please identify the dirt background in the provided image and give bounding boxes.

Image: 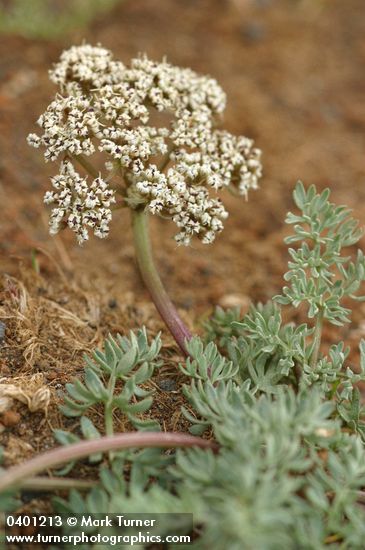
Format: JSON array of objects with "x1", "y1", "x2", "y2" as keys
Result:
[{"x1": 1, "y1": 0, "x2": 365, "y2": 505}]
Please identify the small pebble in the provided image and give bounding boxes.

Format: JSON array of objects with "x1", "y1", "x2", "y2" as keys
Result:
[
  {"x1": 0, "y1": 321, "x2": 5, "y2": 344},
  {"x1": 1, "y1": 410, "x2": 21, "y2": 427},
  {"x1": 21, "y1": 492, "x2": 42, "y2": 504},
  {"x1": 37, "y1": 287, "x2": 47, "y2": 295},
  {"x1": 199, "y1": 266, "x2": 213, "y2": 276},
  {"x1": 240, "y1": 22, "x2": 266, "y2": 43},
  {"x1": 181, "y1": 297, "x2": 194, "y2": 309},
  {"x1": 218, "y1": 293, "x2": 250, "y2": 312},
  {"x1": 158, "y1": 378, "x2": 177, "y2": 392}
]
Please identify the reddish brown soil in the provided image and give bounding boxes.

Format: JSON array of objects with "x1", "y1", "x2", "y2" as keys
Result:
[{"x1": 1, "y1": 0, "x2": 365, "y2": 501}]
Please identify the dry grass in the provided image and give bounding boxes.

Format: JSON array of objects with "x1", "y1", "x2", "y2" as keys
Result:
[{"x1": 0, "y1": 255, "x2": 189, "y2": 469}]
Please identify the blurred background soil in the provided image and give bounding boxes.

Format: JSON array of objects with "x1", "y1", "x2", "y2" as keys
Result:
[{"x1": 1, "y1": 0, "x2": 365, "y2": 475}]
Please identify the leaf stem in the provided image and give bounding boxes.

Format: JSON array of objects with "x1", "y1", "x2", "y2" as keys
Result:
[
  {"x1": 105, "y1": 371, "x2": 117, "y2": 461},
  {"x1": 0, "y1": 432, "x2": 217, "y2": 494},
  {"x1": 131, "y1": 208, "x2": 192, "y2": 355},
  {"x1": 310, "y1": 308, "x2": 324, "y2": 368},
  {"x1": 105, "y1": 373, "x2": 117, "y2": 438},
  {"x1": 73, "y1": 154, "x2": 99, "y2": 178}
]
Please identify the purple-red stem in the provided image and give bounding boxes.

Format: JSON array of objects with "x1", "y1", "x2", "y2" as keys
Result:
[
  {"x1": 0, "y1": 432, "x2": 217, "y2": 494},
  {"x1": 132, "y1": 208, "x2": 192, "y2": 355},
  {"x1": 74, "y1": 156, "x2": 192, "y2": 355}
]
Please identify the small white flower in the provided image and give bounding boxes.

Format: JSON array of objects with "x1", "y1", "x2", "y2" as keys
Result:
[{"x1": 27, "y1": 133, "x2": 41, "y2": 148}]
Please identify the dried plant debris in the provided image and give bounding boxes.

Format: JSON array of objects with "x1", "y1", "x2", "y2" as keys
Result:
[{"x1": 0, "y1": 373, "x2": 51, "y2": 415}]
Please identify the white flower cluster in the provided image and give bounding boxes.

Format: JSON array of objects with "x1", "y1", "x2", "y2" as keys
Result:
[
  {"x1": 133, "y1": 165, "x2": 228, "y2": 244},
  {"x1": 27, "y1": 94, "x2": 99, "y2": 161},
  {"x1": 172, "y1": 127, "x2": 262, "y2": 196},
  {"x1": 44, "y1": 160, "x2": 115, "y2": 244},
  {"x1": 28, "y1": 44, "x2": 262, "y2": 245},
  {"x1": 49, "y1": 44, "x2": 125, "y2": 92}
]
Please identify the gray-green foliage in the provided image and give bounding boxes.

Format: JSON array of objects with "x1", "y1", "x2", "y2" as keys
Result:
[
  {"x1": 51, "y1": 183, "x2": 365, "y2": 549},
  {"x1": 275, "y1": 181, "x2": 365, "y2": 325},
  {"x1": 54, "y1": 328, "x2": 162, "y2": 472},
  {"x1": 203, "y1": 305, "x2": 242, "y2": 347},
  {"x1": 228, "y1": 300, "x2": 365, "y2": 437},
  {"x1": 230, "y1": 301, "x2": 310, "y2": 392},
  {"x1": 0, "y1": 0, "x2": 120, "y2": 39},
  {"x1": 54, "y1": 386, "x2": 365, "y2": 549},
  {"x1": 3, "y1": 183, "x2": 365, "y2": 548}
]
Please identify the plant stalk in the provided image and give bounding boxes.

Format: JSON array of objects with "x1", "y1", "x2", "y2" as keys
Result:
[
  {"x1": 0, "y1": 432, "x2": 217, "y2": 494},
  {"x1": 104, "y1": 404, "x2": 114, "y2": 437},
  {"x1": 105, "y1": 373, "x2": 117, "y2": 461},
  {"x1": 105, "y1": 373, "x2": 117, "y2": 438},
  {"x1": 310, "y1": 308, "x2": 324, "y2": 368},
  {"x1": 74, "y1": 154, "x2": 99, "y2": 178},
  {"x1": 131, "y1": 208, "x2": 192, "y2": 355}
]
